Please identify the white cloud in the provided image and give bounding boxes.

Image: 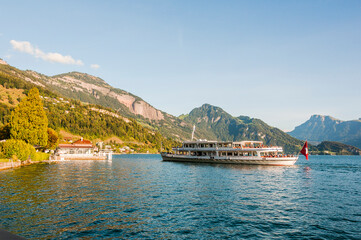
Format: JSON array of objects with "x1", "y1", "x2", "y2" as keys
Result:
[
  {"x1": 91, "y1": 64, "x2": 100, "y2": 69},
  {"x1": 10, "y1": 40, "x2": 83, "y2": 66},
  {"x1": 10, "y1": 40, "x2": 34, "y2": 54}
]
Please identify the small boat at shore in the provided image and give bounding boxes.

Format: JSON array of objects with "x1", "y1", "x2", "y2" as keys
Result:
[{"x1": 161, "y1": 140, "x2": 299, "y2": 166}]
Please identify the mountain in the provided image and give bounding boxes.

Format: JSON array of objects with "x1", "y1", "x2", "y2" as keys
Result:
[
  {"x1": 181, "y1": 104, "x2": 305, "y2": 153},
  {"x1": 0, "y1": 61, "x2": 307, "y2": 153},
  {"x1": 0, "y1": 57, "x2": 310, "y2": 154},
  {"x1": 0, "y1": 63, "x2": 193, "y2": 141},
  {"x1": 289, "y1": 115, "x2": 361, "y2": 148},
  {"x1": 0, "y1": 65, "x2": 177, "y2": 153}
]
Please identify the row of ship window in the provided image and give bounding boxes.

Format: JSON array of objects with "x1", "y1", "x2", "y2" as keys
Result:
[
  {"x1": 176, "y1": 151, "x2": 278, "y2": 157},
  {"x1": 182, "y1": 144, "x2": 261, "y2": 148}
]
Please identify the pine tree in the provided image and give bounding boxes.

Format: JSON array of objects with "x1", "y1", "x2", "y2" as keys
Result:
[{"x1": 9, "y1": 87, "x2": 48, "y2": 146}]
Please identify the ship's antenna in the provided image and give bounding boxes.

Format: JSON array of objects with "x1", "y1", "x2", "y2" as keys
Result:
[{"x1": 191, "y1": 124, "x2": 196, "y2": 140}]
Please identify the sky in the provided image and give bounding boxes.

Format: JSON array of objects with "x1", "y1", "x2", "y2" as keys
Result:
[{"x1": 1, "y1": 0, "x2": 361, "y2": 131}]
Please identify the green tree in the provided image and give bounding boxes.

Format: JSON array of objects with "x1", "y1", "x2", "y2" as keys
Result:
[
  {"x1": 9, "y1": 87, "x2": 48, "y2": 146},
  {"x1": 46, "y1": 128, "x2": 59, "y2": 149},
  {"x1": 0, "y1": 139, "x2": 35, "y2": 161}
]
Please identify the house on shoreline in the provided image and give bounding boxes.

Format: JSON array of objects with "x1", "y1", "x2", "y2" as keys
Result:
[{"x1": 54, "y1": 138, "x2": 110, "y2": 160}]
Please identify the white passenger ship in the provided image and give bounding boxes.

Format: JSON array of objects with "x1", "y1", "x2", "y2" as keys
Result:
[{"x1": 161, "y1": 140, "x2": 298, "y2": 166}]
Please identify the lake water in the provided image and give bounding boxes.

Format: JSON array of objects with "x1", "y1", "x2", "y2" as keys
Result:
[{"x1": 0, "y1": 155, "x2": 360, "y2": 239}]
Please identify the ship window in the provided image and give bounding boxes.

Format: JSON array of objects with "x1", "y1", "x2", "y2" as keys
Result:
[{"x1": 227, "y1": 152, "x2": 232, "y2": 156}]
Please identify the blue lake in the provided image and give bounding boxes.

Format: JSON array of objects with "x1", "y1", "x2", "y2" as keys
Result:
[{"x1": 1, "y1": 155, "x2": 361, "y2": 239}]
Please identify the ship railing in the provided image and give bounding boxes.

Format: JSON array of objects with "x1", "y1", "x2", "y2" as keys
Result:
[{"x1": 262, "y1": 154, "x2": 295, "y2": 158}]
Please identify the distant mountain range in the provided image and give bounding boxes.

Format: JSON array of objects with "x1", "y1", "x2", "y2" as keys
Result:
[
  {"x1": 289, "y1": 115, "x2": 361, "y2": 149},
  {"x1": 1, "y1": 59, "x2": 360, "y2": 154}
]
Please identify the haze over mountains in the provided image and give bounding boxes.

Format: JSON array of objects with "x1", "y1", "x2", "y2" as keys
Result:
[
  {"x1": 1, "y1": 59, "x2": 360, "y2": 154},
  {"x1": 289, "y1": 115, "x2": 361, "y2": 149}
]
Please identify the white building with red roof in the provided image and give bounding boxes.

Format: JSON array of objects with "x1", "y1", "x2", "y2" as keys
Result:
[{"x1": 55, "y1": 138, "x2": 106, "y2": 160}]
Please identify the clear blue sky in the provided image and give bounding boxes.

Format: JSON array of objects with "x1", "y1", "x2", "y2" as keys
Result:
[{"x1": 1, "y1": 0, "x2": 361, "y2": 131}]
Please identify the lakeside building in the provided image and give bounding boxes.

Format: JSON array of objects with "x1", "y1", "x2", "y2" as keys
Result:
[{"x1": 54, "y1": 138, "x2": 109, "y2": 160}]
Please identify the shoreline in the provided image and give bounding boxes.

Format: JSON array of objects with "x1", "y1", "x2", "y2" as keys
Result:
[{"x1": 0, "y1": 159, "x2": 50, "y2": 171}]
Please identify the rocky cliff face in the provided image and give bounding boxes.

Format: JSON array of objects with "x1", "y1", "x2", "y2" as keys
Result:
[
  {"x1": 289, "y1": 115, "x2": 361, "y2": 148},
  {"x1": 131, "y1": 100, "x2": 164, "y2": 120}
]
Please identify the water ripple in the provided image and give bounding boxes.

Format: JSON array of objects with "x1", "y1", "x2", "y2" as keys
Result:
[{"x1": 0, "y1": 155, "x2": 361, "y2": 239}]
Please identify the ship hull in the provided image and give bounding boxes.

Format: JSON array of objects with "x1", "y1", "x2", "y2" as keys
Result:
[{"x1": 161, "y1": 154, "x2": 298, "y2": 166}]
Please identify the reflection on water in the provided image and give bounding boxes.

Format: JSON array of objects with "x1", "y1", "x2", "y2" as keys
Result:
[
  {"x1": 0, "y1": 155, "x2": 360, "y2": 239},
  {"x1": 171, "y1": 161, "x2": 299, "y2": 171}
]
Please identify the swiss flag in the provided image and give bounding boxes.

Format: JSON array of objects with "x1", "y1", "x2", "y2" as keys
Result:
[{"x1": 300, "y1": 141, "x2": 309, "y2": 160}]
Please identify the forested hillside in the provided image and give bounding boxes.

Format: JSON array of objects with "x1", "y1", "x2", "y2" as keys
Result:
[
  {"x1": 0, "y1": 62, "x2": 194, "y2": 141},
  {"x1": 313, "y1": 141, "x2": 361, "y2": 155},
  {"x1": 0, "y1": 65, "x2": 177, "y2": 152},
  {"x1": 182, "y1": 104, "x2": 306, "y2": 153}
]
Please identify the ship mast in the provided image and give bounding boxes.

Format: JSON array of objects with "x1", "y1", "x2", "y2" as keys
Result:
[{"x1": 191, "y1": 125, "x2": 196, "y2": 141}]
